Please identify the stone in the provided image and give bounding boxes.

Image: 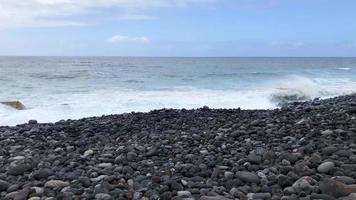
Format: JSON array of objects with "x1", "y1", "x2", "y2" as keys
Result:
[
  {"x1": 44, "y1": 180, "x2": 70, "y2": 189},
  {"x1": 200, "y1": 196, "x2": 231, "y2": 200},
  {"x1": 95, "y1": 193, "x2": 112, "y2": 200},
  {"x1": 13, "y1": 188, "x2": 30, "y2": 200},
  {"x1": 177, "y1": 191, "x2": 192, "y2": 197},
  {"x1": 317, "y1": 161, "x2": 335, "y2": 173},
  {"x1": 224, "y1": 171, "x2": 234, "y2": 180},
  {"x1": 320, "y1": 179, "x2": 356, "y2": 198},
  {"x1": 98, "y1": 163, "x2": 112, "y2": 168},
  {"x1": 28, "y1": 197, "x2": 41, "y2": 200},
  {"x1": 28, "y1": 120, "x2": 38, "y2": 124},
  {"x1": 248, "y1": 153, "x2": 262, "y2": 164},
  {"x1": 322, "y1": 146, "x2": 338, "y2": 155},
  {"x1": 83, "y1": 149, "x2": 94, "y2": 157},
  {"x1": 31, "y1": 168, "x2": 53, "y2": 180},
  {"x1": 309, "y1": 194, "x2": 335, "y2": 200},
  {"x1": 292, "y1": 176, "x2": 315, "y2": 194},
  {"x1": 7, "y1": 164, "x2": 32, "y2": 175},
  {"x1": 0, "y1": 179, "x2": 10, "y2": 191},
  {"x1": 321, "y1": 129, "x2": 333, "y2": 135},
  {"x1": 31, "y1": 187, "x2": 44, "y2": 196},
  {"x1": 236, "y1": 171, "x2": 260, "y2": 183},
  {"x1": 247, "y1": 192, "x2": 272, "y2": 199},
  {"x1": 7, "y1": 184, "x2": 19, "y2": 193}
]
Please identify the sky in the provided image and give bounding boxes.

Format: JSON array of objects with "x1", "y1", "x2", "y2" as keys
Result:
[{"x1": 0, "y1": 0, "x2": 355, "y2": 57}]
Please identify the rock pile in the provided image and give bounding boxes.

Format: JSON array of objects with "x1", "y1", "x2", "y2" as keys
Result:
[{"x1": 1, "y1": 94, "x2": 356, "y2": 199}]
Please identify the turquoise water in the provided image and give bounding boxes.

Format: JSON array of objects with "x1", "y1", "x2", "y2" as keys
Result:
[{"x1": 1, "y1": 57, "x2": 356, "y2": 125}]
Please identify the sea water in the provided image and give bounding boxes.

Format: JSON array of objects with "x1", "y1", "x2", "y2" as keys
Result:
[{"x1": 1, "y1": 57, "x2": 356, "y2": 126}]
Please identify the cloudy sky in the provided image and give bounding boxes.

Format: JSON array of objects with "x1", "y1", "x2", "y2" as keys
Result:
[{"x1": 0, "y1": 0, "x2": 355, "y2": 56}]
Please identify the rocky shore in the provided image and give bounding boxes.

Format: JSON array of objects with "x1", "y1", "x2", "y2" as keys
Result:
[{"x1": 2, "y1": 95, "x2": 356, "y2": 200}]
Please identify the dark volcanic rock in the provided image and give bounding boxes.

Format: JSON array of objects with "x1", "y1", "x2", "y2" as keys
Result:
[
  {"x1": 0, "y1": 179, "x2": 10, "y2": 192},
  {"x1": 235, "y1": 171, "x2": 260, "y2": 183},
  {"x1": 7, "y1": 164, "x2": 32, "y2": 176},
  {"x1": 0, "y1": 94, "x2": 356, "y2": 199}
]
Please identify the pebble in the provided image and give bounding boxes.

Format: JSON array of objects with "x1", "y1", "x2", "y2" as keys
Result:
[
  {"x1": 236, "y1": 171, "x2": 260, "y2": 183},
  {"x1": 317, "y1": 161, "x2": 335, "y2": 173},
  {"x1": 44, "y1": 180, "x2": 70, "y2": 189},
  {"x1": 95, "y1": 193, "x2": 112, "y2": 200},
  {"x1": 292, "y1": 176, "x2": 314, "y2": 194},
  {"x1": 83, "y1": 149, "x2": 94, "y2": 157},
  {"x1": 7, "y1": 164, "x2": 32, "y2": 175}
]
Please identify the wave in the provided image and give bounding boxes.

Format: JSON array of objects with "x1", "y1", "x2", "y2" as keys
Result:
[
  {"x1": 2, "y1": 75, "x2": 356, "y2": 126},
  {"x1": 269, "y1": 75, "x2": 356, "y2": 106}
]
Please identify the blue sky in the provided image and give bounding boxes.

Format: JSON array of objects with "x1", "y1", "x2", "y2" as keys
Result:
[{"x1": 0, "y1": 0, "x2": 355, "y2": 56}]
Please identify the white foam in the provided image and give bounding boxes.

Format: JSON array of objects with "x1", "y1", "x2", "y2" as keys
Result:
[{"x1": 1, "y1": 75, "x2": 356, "y2": 126}]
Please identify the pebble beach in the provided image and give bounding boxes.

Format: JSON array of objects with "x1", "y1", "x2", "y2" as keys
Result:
[{"x1": 2, "y1": 94, "x2": 356, "y2": 199}]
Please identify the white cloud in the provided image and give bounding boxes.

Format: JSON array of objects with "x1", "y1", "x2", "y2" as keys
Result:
[
  {"x1": 0, "y1": 0, "x2": 215, "y2": 28},
  {"x1": 107, "y1": 35, "x2": 150, "y2": 43}
]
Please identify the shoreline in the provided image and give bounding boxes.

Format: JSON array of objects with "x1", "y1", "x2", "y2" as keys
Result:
[{"x1": 1, "y1": 94, "x2": 356, "y2": 199}]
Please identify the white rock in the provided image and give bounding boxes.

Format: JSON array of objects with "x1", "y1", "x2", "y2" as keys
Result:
[{"x1": 83, "y1": 149, "x2": 94, "y2": 157}]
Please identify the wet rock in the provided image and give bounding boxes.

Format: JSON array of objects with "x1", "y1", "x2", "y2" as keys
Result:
[{"x1": 0, "y1": 101, "x2": 26, "y2": 110}]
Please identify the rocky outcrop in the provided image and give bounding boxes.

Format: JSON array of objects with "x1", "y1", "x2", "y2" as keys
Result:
[{"x1": 0, "y1": 101, "x2": 26, "y2": 110}]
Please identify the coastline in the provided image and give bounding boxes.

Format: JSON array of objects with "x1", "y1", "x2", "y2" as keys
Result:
[{"x1": 1, "y1": 94, "x2": 356, "y2": 199}]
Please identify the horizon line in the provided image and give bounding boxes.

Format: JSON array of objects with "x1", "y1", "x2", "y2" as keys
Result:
[{"x1": 1, "y1": 55, "x2": 356, "y2": 58}]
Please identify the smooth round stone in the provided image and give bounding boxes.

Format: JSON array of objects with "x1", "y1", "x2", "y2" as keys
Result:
[
  {"x1": 95, "y1": 193, "x2": 112, "y2": 200},
  {"x1": 235, "y1": 171, "x2": 260, "y2": 183},
  {"x1": 177, "y1": 191, "x2": 192, "y2": 197},
  {"x1": 317, "y1": 161, "x2": 335, "y2": 173}
]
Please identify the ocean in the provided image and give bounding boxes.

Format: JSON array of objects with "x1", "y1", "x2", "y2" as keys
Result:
[{"x1": 1, "y1": 57, "x2": 356, "y2": 126}]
